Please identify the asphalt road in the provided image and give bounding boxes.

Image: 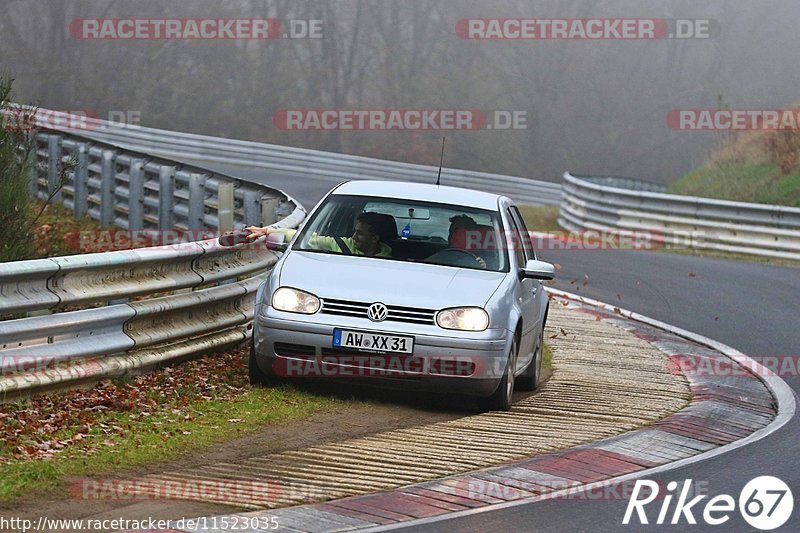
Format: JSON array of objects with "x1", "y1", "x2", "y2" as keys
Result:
[
  {"x1": 402, "y1": 249, "x2": 800, "y2": 532},
  {"x1": 205, "y1": 163, "x2": 800, "y2": 532}
]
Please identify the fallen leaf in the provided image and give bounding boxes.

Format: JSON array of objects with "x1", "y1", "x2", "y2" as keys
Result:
[{"x1": 688, "y1": 272, "x2": 696, "y2": 278}]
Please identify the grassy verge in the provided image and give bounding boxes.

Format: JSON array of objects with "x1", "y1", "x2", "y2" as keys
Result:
[
  {"x1": 0, "y1": 348, "x2": 348, "y2": 501},
  {"x1": 667, "y1": 139, "x2": 800, "y2": 207},
  {"x1": 518, "y1": 204, "x2": 561, "y2": 231},
  {"x1": 667, "y1": 161, "x2": 800, "y2": 206}
]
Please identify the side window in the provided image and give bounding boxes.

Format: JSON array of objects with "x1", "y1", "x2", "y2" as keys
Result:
[
  {"x1": 505, "y1": 209, "x2": 527, "y2": 269},
  {"x1": 509, "y1": 206, "x2": 536, "y2": 261}
]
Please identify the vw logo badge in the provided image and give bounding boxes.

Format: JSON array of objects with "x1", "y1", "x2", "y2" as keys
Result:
[{"x1": 367, "y1": 302, "x2": 388, "y2": 322}]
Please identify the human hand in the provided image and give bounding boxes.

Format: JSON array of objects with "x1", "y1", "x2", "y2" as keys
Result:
[{"x1": 245, "y1": 226, "x2": 270, "y2": 241}]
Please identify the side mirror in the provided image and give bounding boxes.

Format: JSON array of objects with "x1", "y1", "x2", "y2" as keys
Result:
[
  {"x1": 218, "y1": 229, "x2": 288, "y2": 252},
  {"x1": 264, "y1": 231, "x2": 287, "y2": 252},
  {"x1": 519, "y1": 259, "x2": 555, "y2": 280}
]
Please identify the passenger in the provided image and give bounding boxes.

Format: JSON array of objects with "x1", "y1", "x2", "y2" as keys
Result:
[{"x1": 246, "y1": 211, "x2": 393, "y2": 257}]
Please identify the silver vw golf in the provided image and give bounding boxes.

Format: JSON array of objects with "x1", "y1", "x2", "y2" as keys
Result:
[{"x1": 250, "y1": 180, "x2": 555, "y2": 411}]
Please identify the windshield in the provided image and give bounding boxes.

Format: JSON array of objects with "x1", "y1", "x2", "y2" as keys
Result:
[{"x1": 293, "y1": 194, "x2": 509, "y2": 272}]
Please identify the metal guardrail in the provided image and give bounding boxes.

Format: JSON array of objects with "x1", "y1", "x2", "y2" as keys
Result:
[
  {"x1": 0, "y1": 114, "x2": 307, "y2": 400},
  {"x1": 15, "y1": 106, "x2": 563, "y2": 205},
  {"x1": 0, "y1": 240, "x2": 276, "y2": 401},
  {"x1": 30, "y1": 131, "x2": 304, "y2": 233},
  {"x1": 0, "y1": 238, "x2": 275, "y2": 317},
  {"x1": 559, "y1": 172, "x2": 800, "y2": 260}
]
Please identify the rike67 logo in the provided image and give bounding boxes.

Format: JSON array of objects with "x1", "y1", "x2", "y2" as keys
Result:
[{"x1": 624, "y1": 477, "x2": 793, "y2": 530}]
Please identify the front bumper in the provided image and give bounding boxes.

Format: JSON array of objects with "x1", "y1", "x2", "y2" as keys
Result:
[{"x1": 254, "y1": 309, "x2": 512, "y2": 397}]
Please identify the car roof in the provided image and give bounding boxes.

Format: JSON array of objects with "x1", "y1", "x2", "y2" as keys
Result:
[{"x1": 331, "y1": 180, "x2": 505, "y2": 210}]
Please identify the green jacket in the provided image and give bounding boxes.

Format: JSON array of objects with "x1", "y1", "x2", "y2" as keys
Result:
[{"x1": 276, "y1": 228, "x2": 392, "y2": 257}]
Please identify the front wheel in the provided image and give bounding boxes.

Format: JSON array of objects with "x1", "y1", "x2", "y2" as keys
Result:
[
  {"x1": 517, "y1": 328, "x2": 543, "y2": 391},
  {"x1": 478, "y1": 338, "x2": 517, "y2": 412}
]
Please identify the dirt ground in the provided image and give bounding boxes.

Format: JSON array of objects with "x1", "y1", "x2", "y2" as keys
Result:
[{"x1": 2, "y1": 373, "x2": 550, "y2": 529}]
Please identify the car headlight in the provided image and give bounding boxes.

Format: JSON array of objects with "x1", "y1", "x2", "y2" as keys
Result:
[
  {"x1": 271, "y1": 287, "x2": 320, "y2": 314},
  {"x1": 436, "y1": 307, "x2": 489, "y2": 331}
]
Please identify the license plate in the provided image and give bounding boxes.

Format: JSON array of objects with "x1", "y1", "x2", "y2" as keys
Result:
[{"x1": 333, "y1": 329, "x2": 414, "y2": 354}]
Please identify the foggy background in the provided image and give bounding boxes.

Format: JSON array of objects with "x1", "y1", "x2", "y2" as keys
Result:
[{"x1": 1, "y1": 0, "x2": 797, "y2": 185}]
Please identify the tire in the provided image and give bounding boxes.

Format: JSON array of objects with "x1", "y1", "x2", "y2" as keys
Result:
[
  {"x1": 478, "y1": 338, "x2": 517, "y2": 412},
  {"x1": 517, "y1": 328, "x2": 543, "y2": 391},
  {"x1": 248, "y1": 336, "x2": 275, "y2": 387}
]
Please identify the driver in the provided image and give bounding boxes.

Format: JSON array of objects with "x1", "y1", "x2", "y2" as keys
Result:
[
  {"x1": 447, "y1": 214, "x2": 487, "y2": 269},
  {"x1": 246, "y1": 211, "x2": 393, "y2": 257}
]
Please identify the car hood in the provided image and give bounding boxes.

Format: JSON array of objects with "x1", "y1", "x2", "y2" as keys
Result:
[{"x1": 278, "y1": 251, "x2": 506, "y2": 309}]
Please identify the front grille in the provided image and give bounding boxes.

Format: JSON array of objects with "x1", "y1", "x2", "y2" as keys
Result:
[{"x1": 321, "y1": 298, "x2": 436, "y2": 325}]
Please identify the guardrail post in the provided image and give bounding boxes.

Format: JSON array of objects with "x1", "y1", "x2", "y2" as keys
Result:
[
  {"x1": 188, "y1": 173, "x2": 207, "y2": 232},
  {"x1": 26, "y1": 133, "x2": 39, "y2": 199},
  {"x1": 74, "y1": 144, "x2": 89, "y2": 218},
  {"x1": 100, "y1": 150, "x2": 115, "y2": 227},
  {"x1": 128, "y1": 159, "x2": 145, "y2": 231},
  {"x1": 261, "y1": 196, "x2": 278, "y2": 226},
  {"x1": 243, "y1": 190, "x2": 261, "y2": 226},
  {"x1": 217, "y1": 182, "x2": 235, "y2": 233},
  {"x1": 158, "y1": 165, "x2": 175, "y2": 230},
  {"x1": 47, "y1": 134, "x2": 62, "y2": 202}
]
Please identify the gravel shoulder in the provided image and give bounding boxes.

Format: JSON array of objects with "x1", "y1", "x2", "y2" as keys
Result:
[{"x1": 3, "y1": 377, "x2": 550, "y2": 526}]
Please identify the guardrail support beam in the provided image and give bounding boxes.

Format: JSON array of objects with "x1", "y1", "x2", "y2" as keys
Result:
[
  {"x1": 74, "y1": 144, "x2": 89, "y2": 218},
  {"x1": 261, "y1": 196, "x2": 278, "y2": 226},
  {"x1": 26, "y1": 134, "x2": 39, "y2": 199},
  {"x1": 243, "y1": 190, "x2": 261, "y2": 226},
  {"x1": 128, "y1": 159, "x2": 145, "y2": 231},
  {"x1": 158, "y1": 165, "x2": 176, "y2": 230},
  {"x1": 47, "y1": 135, "x2": 62, "y2": 202},
  {"x1": 100, "y1": 150, "x2": 115, "y2": 227},
  {"x1": 188, "y1": 173, "x2": 207, "y2": 232},
  {"x1": 217, "y1": 182, "x2": 235, "y2": 233}
]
